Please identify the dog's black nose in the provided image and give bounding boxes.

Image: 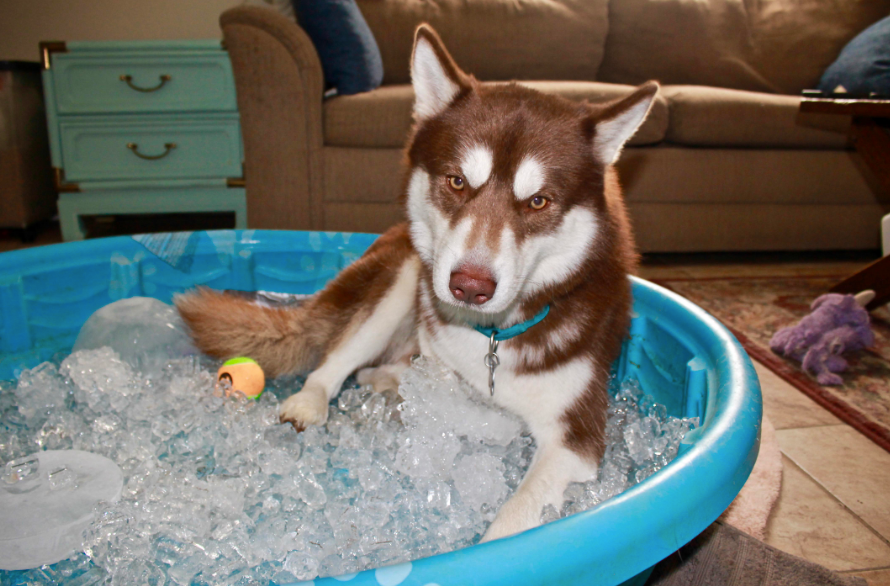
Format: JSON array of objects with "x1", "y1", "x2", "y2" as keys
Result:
[{"x1": 449, "y1": 266, "x2": 497, "y2": 305}]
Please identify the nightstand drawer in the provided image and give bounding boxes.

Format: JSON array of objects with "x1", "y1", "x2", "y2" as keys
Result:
[
  {"x1": 50, "y1": 52, "x2": 237, "y2": 114},
  {"x1": 59, "y1": 115, "x2": 242, "y2": 181}
]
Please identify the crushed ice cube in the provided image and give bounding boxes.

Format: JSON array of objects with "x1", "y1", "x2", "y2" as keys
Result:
[
  {"x1": 2, "y1": 455, "x2": 39, "y2": 486},
  {"x1": 47, "y1": 466, "x2": 78, "y2": 491},
  {"x1": 13, "y1": 363, "x2": 70, "y2": 424}
]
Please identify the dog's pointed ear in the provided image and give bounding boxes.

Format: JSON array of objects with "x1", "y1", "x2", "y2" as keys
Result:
[
  {"x1": 411, "y1": 24, "x2": 470, "y2": 121},
  {"x1": 590, "y1": 82, "x2": 660, "y2": 166}
]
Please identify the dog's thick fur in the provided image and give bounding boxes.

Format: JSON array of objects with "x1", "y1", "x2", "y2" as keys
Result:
[{"x1": 176, "y1": 25, "x2": 658, "y2": 541}]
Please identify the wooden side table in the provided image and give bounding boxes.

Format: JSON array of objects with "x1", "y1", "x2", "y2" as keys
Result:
[
  {"x1": 40, "y1": 40, "x2": 248, "y2": 241},
  {"x1": 799, "y1": 94, "x2": 890, "y2": 310}
]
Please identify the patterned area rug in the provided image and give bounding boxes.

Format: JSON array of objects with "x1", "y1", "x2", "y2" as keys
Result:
[{"x1": 655, "y1": 274, "x2": 890, "y2": 454}]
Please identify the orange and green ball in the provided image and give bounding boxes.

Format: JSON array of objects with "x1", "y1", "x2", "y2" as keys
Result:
[{"x1": 216, "y1": 357, "x2": 265, "y2": 399}]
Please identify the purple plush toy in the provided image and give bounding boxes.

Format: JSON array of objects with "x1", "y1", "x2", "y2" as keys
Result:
[{"x1": 770, "y1": 292, "x2": 875, "y2": 385}]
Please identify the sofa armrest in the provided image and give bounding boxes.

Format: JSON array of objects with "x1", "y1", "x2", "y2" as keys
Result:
[{"x1": 220, "y1": 6, "x2": 325, "y2": 230}]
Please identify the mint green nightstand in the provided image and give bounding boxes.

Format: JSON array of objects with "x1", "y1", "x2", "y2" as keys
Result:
[{"x1": 40, "y1": 40, "x2": 247, "y2": 241}]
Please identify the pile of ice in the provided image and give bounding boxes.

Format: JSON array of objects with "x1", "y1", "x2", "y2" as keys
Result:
[{"x1": 0, "y1": 302, "x2": 697, "y2": 585}]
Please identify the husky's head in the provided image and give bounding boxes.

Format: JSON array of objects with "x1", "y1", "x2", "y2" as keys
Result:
[{"x1": 405, "y1": 25, "x2": 658, "y2": 324}]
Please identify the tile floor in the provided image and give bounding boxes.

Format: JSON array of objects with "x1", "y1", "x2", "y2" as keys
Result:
[
  {"x1": 2, "y1": 221, "x2": 888, "y2": 584},
  {"x1": 638, "y1": 252, "x2": 890, "y2": 586}
]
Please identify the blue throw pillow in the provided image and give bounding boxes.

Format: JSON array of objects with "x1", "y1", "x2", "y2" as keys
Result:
[
  {"x1": 818, "y1": 15, "x2": 890, "y2": 97},
  {"x1": 293, "y1": 0, "x2": 384, "y2": 96}
]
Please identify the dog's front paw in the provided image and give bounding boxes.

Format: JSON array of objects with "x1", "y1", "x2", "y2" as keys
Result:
[
  {"x1": 356, "y1": 364, "x2": 407, "y2": 393},
  {"x1": 279, "y1": 385, "x2": 329, "y2": 431},
  {"x1": 481, "y1": 496, "x2": 541, "y2": 542}
]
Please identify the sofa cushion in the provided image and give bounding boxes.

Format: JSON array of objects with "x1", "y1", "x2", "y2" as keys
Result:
[
  {"x1": 293, "y1": 0, "x2": 383, "y2": 95},
  {"x1": 597, "y1": 0, "x2": 890, "y2": 95},
  {"x1": 819, "y1": 15, "x2": 890, "y2": 97},
  {"x1": 323, "y1": 81, "x2": 669, "y2": 148},
  {"x1": 355, "y1": 0, "x2": 609, "y2": 86},
  {"x1": 662, "y1": 86, "x2": 850, "y2": 149}
]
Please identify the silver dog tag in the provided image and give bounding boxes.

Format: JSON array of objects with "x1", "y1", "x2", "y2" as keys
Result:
[{"x1": 483, "y1": 331, "x2": 500, "y2": 396}]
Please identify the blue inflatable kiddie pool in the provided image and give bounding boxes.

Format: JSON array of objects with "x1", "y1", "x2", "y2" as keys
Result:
[{"x1": 0, "y1": 230, "x2": 761, "y2": 586}]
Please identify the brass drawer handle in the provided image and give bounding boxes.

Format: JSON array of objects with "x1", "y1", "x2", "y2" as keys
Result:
[
  {"x1": 120, "y1": 74, "x2": 171, "y2": 92},
  {"x1": 127, "y1": 142, "x2": 176, "y2": 160}
]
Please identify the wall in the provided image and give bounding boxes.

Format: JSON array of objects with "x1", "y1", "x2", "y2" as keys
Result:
[{"x1": 0, "y1": 0, "x2": 248, "y2": 62}]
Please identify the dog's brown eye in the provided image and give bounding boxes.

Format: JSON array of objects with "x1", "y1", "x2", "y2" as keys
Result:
[
  {"x1": 529, "y1": 195, "x2": 549, "y2": 210},
  {"x1": 447, "y1": 175, "x2": 466, "y2": 192}
]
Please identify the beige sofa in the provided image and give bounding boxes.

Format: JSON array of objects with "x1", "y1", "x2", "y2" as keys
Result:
[{"x1": 221, "y1": 0, "x2": 890, "y2": 252}]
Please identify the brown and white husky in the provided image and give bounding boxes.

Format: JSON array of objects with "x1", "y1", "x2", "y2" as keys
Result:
[{"x1": 176, "y1": 25, "x2": 658, "y2": 541}]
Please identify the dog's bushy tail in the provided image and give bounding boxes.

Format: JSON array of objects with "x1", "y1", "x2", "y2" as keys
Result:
[{"x1": 174, "y1": 287, "x2": 331, "y2": 378}]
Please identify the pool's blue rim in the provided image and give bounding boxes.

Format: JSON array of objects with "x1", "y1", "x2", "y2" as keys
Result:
[
  {"x1": 0, "y1": 230, "x2": 383, "y2": 273},
  {"x1": 0, "y1": 232, "x2": 762, "y2": 586},
  {"x1": 0, "y1": 234, "x2": 147, "y2": 270}
]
